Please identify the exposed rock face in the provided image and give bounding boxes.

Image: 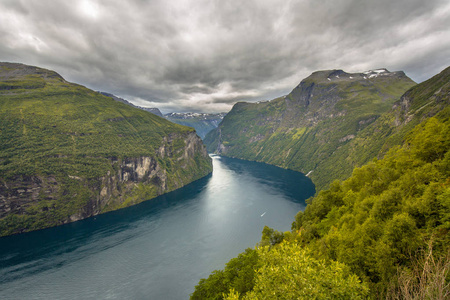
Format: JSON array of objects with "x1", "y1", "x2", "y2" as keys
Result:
[
  {"x1": 0, "y1": 176, "x2": 54, "y2": 219},
  {"x1": 95, "y1": 132, "x2": 210, "y2": 217},
  {"x1": 283, "y1": 69, "x2": 411, "y2": 127},
  {"x1": 0, "y1": 62, "x2": 212, "y2": 236},
  {"x1": 393, "y1": 69, "x2": 450, "y2": 127},
  {"x1": 0, "y1": 131, "x2": 211, "y2": 232}
]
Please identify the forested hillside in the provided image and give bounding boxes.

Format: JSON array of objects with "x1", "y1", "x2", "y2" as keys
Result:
[
  {"x1": 192, "y1": 67, "x2": 450, "y2": 299},
  {"x1": 0, "y1": 63, "x2": 212, "y2": 236},
  {"x1": 205, "y1": 69, "x2": 416, "y2": 191},
  {"x1": 314, "y1": 66, "x2": 450, "y2": 189}
]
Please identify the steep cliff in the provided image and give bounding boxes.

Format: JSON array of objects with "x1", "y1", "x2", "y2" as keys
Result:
[
  {"x1": 205, "y1": 68, "x2": 416, "y2": 190},
  {"x1": 0, "y1": 62, "x2": 212, "y2": 236}
]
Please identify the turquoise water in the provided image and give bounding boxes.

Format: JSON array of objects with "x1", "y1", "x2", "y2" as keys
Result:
[{"x1": 0, "y1": 155, "x2": 315, "y2": 299}]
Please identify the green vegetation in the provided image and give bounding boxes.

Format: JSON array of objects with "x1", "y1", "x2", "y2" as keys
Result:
[
  {"x1": 313, "y1": 66, "x2": 450, "y2": 190},
  {"x1": 0, "y1": 63, "x2": 212, "y2": 236},
  {"x1": 193, "y1": 111, "x2": 450, "y2": 299},
  {"x1": 193, "y1": 68, "x2": 450, "y2": 299},
  {"x1": 292, "y1": 113, "x2": 450, "y2": 296},
  {"x1": 205, "y1": 69, "x2": 417, "y2": 191},
  {"x1": 191, "y1": 248, "x2": 259, "y2": 300},
  {"x1": 192, "y1": 240, "x2": 369, "y2": 300},
  {"x1": 225, "y1": 241, "x2": 369, "y2": 300}
]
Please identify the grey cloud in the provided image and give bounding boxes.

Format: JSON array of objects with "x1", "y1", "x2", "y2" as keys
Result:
[{"x1": 0, "y1": 0, "x2": 449, "y2": 113}]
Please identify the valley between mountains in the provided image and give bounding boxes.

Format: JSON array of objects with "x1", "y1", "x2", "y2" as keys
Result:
[{"x1": 1, "y1": 62, "x2": 449, "y2": 299}]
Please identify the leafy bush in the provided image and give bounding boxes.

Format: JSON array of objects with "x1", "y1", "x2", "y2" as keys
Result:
[{"x1": 234, "y1": 242, "x2": 369, "y2": 300}]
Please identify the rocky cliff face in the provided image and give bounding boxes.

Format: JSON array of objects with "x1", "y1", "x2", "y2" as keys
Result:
[
  {"x1": 393, "y1": 67, "x2": 450, "y2": 127},
  {"x1": 0, "y1": 62, "x2": 212, "y2": 236},
  {"x1": 97, "y1": 131, "x2": 210, "y2": 214},
  {"x1": 0, "y1": 131, "x2": 211, "y2": 234}
]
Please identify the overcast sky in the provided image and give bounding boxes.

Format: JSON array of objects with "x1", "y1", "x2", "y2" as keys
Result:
[{"x1": 1, "y1": 0, "x2": 449, "y2": 113}]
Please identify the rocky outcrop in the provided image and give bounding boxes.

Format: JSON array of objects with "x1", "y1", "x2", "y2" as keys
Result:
[
  {"x1": 0, "y1": 176, "x2": 56, "y2": 219},
  {"x1": 0, "y1": 62, "x2": 213, "y2": 236},
  {"x1": 0, "y1": 130, "x2": 211, "y2": 236},
  {"x1": 393, "y1": 71, "x2": 450, "y2": 127}
]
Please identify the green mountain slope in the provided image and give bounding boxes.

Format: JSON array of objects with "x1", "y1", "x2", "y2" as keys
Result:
[
  {"x1": 99, "y1": 92, "x2": 164, "y2": 117},
  {"x1": 0, "y1": 62, "x2": 212, "y2": 236},
  {"x1": 205, "y1": 68, "x2": 416, "y2": 190},
  {"x1": 193, "y1": 67, "x2": 450, "y2": 299},
  {"x1": 314, "y1": 66, "x2": 450, "y2": 189}
]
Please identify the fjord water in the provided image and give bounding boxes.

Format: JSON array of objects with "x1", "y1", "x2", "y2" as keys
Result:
[{"x1": 0, "y1": 155, "x2": 315, "y2": 300}]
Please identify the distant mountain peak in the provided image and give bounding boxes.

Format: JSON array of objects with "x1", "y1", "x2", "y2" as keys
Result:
[
  {"x1": 303, "y1": 68, "x2": 409, "y2": 85},
  {"x1": 164, "y1": 112, "x2": 227, "y2": 139},
  {"x1": 164, "y1": 112, "x2": 227, "y2": 120}
]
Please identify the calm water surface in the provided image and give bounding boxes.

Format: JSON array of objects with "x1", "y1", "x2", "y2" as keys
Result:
[{"x1": 0, "y1": 155, "x2": 315, "y2": 300}]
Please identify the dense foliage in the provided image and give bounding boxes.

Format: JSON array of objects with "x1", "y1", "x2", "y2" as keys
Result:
[
  {"x1": 225, "y1": 242, "x2": 369, "y2": 300},
  {"x1": 293, "y1": 112, "x2": 450, "y2": 296},
  {"x1": 191, "y1": 248, "x2": 259, "y2": 300},
  {"x1": 193, "y1": 68, "x2": 450, "y2": 299}
]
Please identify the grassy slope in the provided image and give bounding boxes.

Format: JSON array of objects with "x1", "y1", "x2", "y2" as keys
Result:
[
  {"x1": 205, "y1": 69, "x2": 416, "y2": 191},
  {"x1": 309, "y1": 66, "x2": 450, "y2": 189},
  {"x1": 0, "y1": 63, "x2": 212, "y2": 235}
]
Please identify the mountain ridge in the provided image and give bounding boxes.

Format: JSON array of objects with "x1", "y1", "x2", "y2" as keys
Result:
[
  {"x1": 205, "y1": 67, "x2": 416, "y2": 190},
  {"x1": 100, "y1": 92, "x2": 227, "y2": 139},
  {"x1": 0, "y1": 62, "x2": 212, "y2": 236},
  {"x1": 99, "y1": 91, "x2": 164, "y2": 117},
  {"x1": 312, "y1": 66, "x2": 450, "y2": 189}
]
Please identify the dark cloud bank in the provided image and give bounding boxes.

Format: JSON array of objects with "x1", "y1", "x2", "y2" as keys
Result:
[{"x1": 1, "y1": 0, "x2": 449, "y2": 113}]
